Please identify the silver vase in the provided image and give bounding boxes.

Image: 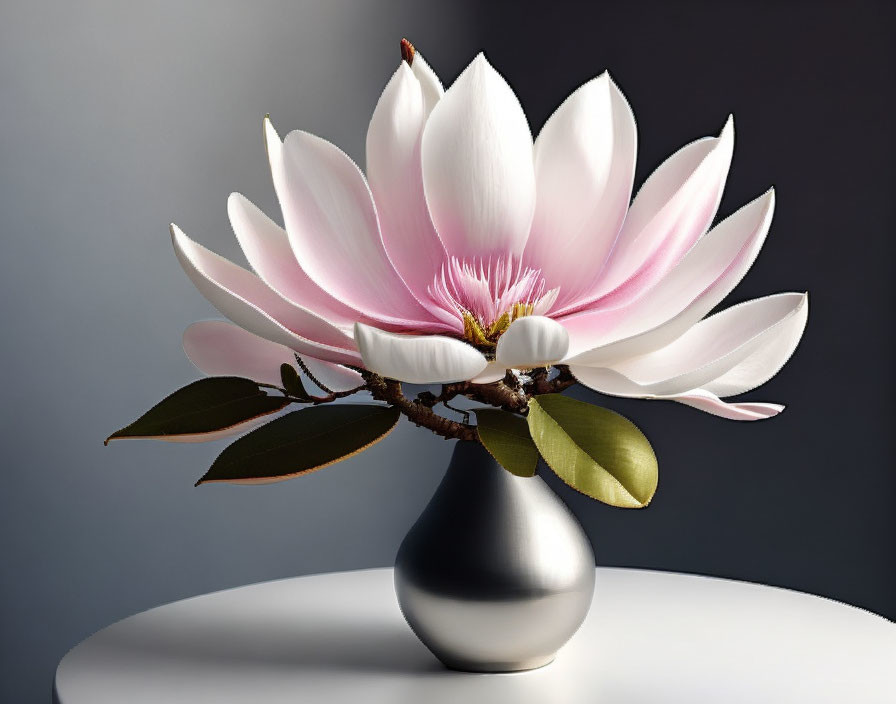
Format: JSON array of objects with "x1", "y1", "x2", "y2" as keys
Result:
[{"x1": 394, "y1": 440, "x2": 595, "y2": 672}]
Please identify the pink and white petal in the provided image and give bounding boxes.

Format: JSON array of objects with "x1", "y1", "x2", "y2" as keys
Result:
[
  {"x1": 355, "y1": 322, "x2": 487, "y2": 384},
  {"x1": 366, "y1": 63, "x2": 451, "y2": 318},
  {"x1": 575, "y1": 293, "x2": 808, "y2": 397},
  {"x1": 569, "y1": 366, "x2": 783, "y2": 421},
  {"x1": 264, "y1": 120, "x2": 441, "y2": 330},
  {"x1": 665, "y1": 389, "x2": 784, "y2": 421},
  {"x1": 421, "y1": 54, "x2": 535, "y2": 259},
  {"x1": 525, "y1": 73, "x2": 637, "y2": 305},
  {"x1": 410, "y1": 51, "x2": 443, "y2": 116},
  {"x1": 171, "y1": 224, "x2": 360, "y2": 366},
  {"x1": 496, "y1": 316, "x2": 569, "y2": 368},
  {"x1": 564, "y1": 117, "x2": 734, "y2": 314},
  {"x1": 299, "y1": 355, "x2": 364, "y2": 393},
  {"x1": 227, "y1": 193, "x2": 360, "y2": 329},
  {"x1": 703, "y1": 294, "x2": 809, "y2": 397},
  {"x1": 470, "y1": 362, "x2": 508, "y2": 384},
  {"x1": 563, "y1": 189, "x2": 775, "y2": 362},
  {"x1": 183, "y1": 320, "x2": 297, "y2": 386}
]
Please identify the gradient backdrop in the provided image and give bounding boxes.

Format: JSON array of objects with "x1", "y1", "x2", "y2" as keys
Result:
[{"x1": 1, "y1": 1, "x2": 893, "y2": 700}]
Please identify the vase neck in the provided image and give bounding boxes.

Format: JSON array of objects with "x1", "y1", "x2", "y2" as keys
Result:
[{"x1": 449, "y1": 440, "x2": 499, "y2": 472}]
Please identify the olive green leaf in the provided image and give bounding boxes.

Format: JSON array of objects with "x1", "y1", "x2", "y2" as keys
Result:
[
  {"x1": 280, "y1": 363, "x2": 312, "y2": 400},
  {"x1": 475, "y1": 408, "x2": 538, "y2": 477},
  {"x1": 196, "y1": 404, "x2": 401, "y2": 486},
  {"x1": 527, "y1": 394, "x2": 658, "y2": 508},
  {"x1": 105, "y1": 377, "x2": 289, "y2": 444}
]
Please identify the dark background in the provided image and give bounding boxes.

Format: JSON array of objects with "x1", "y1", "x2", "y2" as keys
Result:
[{"x1": 1, "y1": 0, "x2": 893, "y2": 700}]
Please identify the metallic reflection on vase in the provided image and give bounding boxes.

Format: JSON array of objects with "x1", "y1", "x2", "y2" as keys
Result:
[{"x1": 394, "y1": 440, "x2": 595, "y2": 672}]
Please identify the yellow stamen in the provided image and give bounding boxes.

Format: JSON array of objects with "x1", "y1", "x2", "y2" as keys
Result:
[
  {"x1": 462, "y1": 311, "x2": 494, "y2": 348},
  {"x1": 461, "y1": 302, "x2": 540, "y2": 348},
  {"x1": 487, "y1": 312, "x2": 511, "y2": 338}
]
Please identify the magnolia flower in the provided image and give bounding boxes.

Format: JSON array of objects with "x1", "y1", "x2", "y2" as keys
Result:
[{"x1": 174, "y1": 48, "x2": 807, "y2": 422}]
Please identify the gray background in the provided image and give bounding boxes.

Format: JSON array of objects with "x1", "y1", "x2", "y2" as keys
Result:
[{"x1": 1, "y1": 0, "x2": 893, "y2": 701}]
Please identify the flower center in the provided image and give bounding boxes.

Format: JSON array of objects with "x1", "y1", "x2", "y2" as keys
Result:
[{"x1": 427, "y1": 256, "x2": 559, "y2": 348}]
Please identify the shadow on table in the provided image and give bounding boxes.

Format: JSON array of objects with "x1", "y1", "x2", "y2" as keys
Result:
[
  {"x1": 58, "y1": 592, "x2": 584, "y2": 703},
  {"x1": 83, "y1": 609, "x2": 445, "y2": 676}
]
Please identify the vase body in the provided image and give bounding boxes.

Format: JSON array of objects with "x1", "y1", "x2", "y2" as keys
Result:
[{"x1": 394, "y1": 441, "x2": 595, "y2": 672}]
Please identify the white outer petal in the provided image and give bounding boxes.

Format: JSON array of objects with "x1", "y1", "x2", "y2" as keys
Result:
[
  {"x1": 264, "y1": 119, "x2": 437, "y2": 329},
  {"x1": 568, "y1": 368, "x2": 784, "y2": 421},
  {"x1": 703, "y1": 296, "x2": 809, "y2": 397},
  {"x1": 609, "y1": 293, "x2": 808, "y2": 395},
  {"x1": 570, "y1": 293, "x2": 808, "y2": 397},
  {"x1": 355, "y1": 323, "x2": 487, "y2": 384},
  {"x1": 526, "y1": 73, "x2": 637, "y2": 303},
  {"x1": 411, "y1": 51, "x2": 443, "y2": 116},
  {"x1": 227, "y1": 193, "x2": 359, "y2": 329},
  {"x1": 470, "y1": 362, "x2": 508, "y2": 384},
  {"x1": 171, "y1": 224, "x2": 360, "y2": 366},
  {"x1": 665, "y1": 389, "x2": 785, "y2": 421},
  {"x1": 421, "y1": 53, "x2": 535, "y2": 258},
  {"x1": 496, "y1": 316, "x2": 570, "y2": 368},
  {"x1": 563, "y1": 189, "x2": 776, "y2": 364},
  {"x1": 366, "y1": 63, "x2": 450, "y2": 318},
  {"x1": 574, "y1": 117, "x2": 735, "y2": 309}
]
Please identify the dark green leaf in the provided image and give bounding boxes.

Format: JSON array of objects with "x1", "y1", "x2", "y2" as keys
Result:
[
  {"x1": 280, "y1": 363, "x2": 311, "y2": 400},
  {"x1": 475, "y1": 408, "x2": 538, "y2": 477},
  {"x1": 527, "y1": 395, "x2": 658, "y2": 508},
  {"x1": 105, "y1": 377, "x2": 288, "y2": 444},
  {"x1": 196, "y1": 404, "x2": 401, "y2": 485}
]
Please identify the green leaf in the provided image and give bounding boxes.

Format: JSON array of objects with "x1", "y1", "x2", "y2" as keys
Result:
[
  {"x1": 527, "y1": 394, "x2": 658, "y2": 508},
  {"x1": 280, "y1": 363, "x2": 311, "y2": 400},
  {"x1": 196, "y1": 404, "x2": 401, "y2": 485},
  {"x1": 475, "y1": 408, "x2": 538, "y2": 477},
  {"x1": 106, "y1": 377, "x2": 289, "y2": 444}
]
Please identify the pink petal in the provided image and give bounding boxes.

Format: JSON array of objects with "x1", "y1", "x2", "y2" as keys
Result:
[
  {"x1": 421, "y1": 54, "x2": 535, "y2": 259},
  {"x1": 568, "y1": 367, "x2": 783, "y2": 421},
  {"x1": 228, "y1": 193, "x2": 360, "y2": 328},
  {"x1": 264, "y1": 119, "x2": 443, "y2": 331},
  {"x1": 525, "y1": 73, "x2": 637, "y2": 306},
  {"x1": 366, "y1": 63, "x2": 454, "y2": 324},
  {"x1": 562, "y1": 189, "x2": 775, "y2": 362},
  {"x1": 667, "y1": 389, "x2": 784, "y2": 421},
  {"x1": 562, "y1": 117, "x2": 734, "y2": 315},
  {"x1": 171, "y1": 223, "x2": 360, "y2": 366},
  {"x1": 299, "y1": 355, "x2": 363, "y2": 393},
  {"x1": 183, "y1": 320, "x2": 363, "y2": 394},
  {"x1": 183, "y1": 320, "x2": 297, "y2": 386}
]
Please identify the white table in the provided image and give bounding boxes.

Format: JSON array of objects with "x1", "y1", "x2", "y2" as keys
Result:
[{"x1": 54, "y1": 567, "x2": 895, "y2": 703}]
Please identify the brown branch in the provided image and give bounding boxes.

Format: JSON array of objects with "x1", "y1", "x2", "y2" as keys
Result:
[
  {"x1": 467, "y1": 381, "x2": 529, "y2": 413},
  {"x1": 362, "y1": 372, "x2": 477, "y2": 441},
  {"x1": 525, "y1": 365, "x2": 577, "y2": 396},
  {"x1": 351, "y1": 365, "x2": 580, "y2": 441}
]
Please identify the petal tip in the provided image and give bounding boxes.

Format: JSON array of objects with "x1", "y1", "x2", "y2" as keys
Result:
[
  {"x1": 263, "y1": 115, "x2": 280, "y2": 141},
  {"x1": 718, "y1": 114, "x2": 735, "y2": 145},
  {"x1": 226, "y1": 191, "x2": 246, "y2": 210}
]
